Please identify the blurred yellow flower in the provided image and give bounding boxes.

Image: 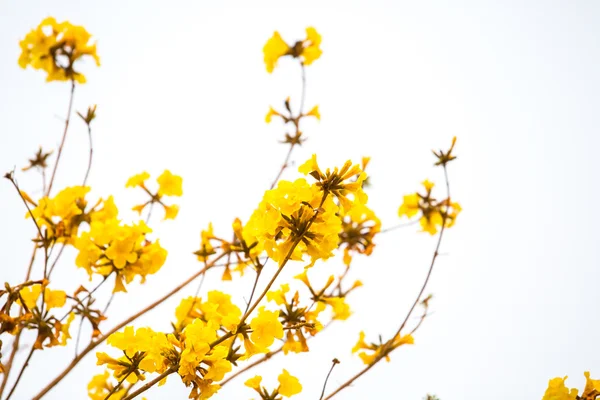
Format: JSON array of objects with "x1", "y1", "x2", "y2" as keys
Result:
[
  {"x1": 278, "y1": 369, "x2": 302, "y2": 397},
  {"x1": 19, "y1": 17, "x2": 100, "y2": 83}
]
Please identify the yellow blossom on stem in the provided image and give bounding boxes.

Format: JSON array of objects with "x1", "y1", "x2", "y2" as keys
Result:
[
  {"x1": 44, "y1": 288, "x2": 66, "y2": 309},
  {"x1": 250, "y1": 307, "x2": 284, "y2": 350},
  {"x1": 322, "y1": 297, "x2": 351, "y2": 320},
  {"x1": 352, "y1": 331, "x2": 414, "y2": 365},
  {"x1": 18, "y1": 284, "x2": 42, "y2": 310},
  {"x1": 298, "y1": 154, "x2": 367, "y2": 212},
  {"x1": 266, "y1": 106, "x2": 281, "y2": 123},
  {"x1": 541, "y1": 376, "x2": 579, "y2": 400},
  {"x1": 245, "y1": 375, "x2": 262, "y2": 391},
  {"x1": 263, "y1": 31, "x2": 290, "y2": 73},
  {"x1": 305, "y1": 105, "x2": 320, "y2": 120},
  {"x1": 278, "y1": 369, "x2": 302, "y2": 397},
  {"x1": 398, "y1": 179, "x2": 461, "y2": 235},
  {"x1": 242, "y1": 177, "x2": 341, "y2": 266},
  {"x1": 27, "y1": 185, "x2": 90, "y2": 243},
  {"x1": 126, "y1": 172, "x2": 150, "y2": 188},
  {"x1": 263, "y1": 27, "x2": 322, "y2": 73},
  {"x1": 157, "y1": 169, "x2": 183, "y2": 197},
  {"x1": 18, "y1": 17, "x2": 100, "y2": 83}
]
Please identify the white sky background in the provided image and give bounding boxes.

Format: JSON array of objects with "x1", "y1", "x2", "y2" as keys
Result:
[{"x1": 1, "y1": 1, "x2": 600, "y2": 399}]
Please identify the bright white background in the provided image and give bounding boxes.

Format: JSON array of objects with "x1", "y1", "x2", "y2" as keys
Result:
[{"x1": 1, "y1": 1, "x2": 599, "y2": 399}]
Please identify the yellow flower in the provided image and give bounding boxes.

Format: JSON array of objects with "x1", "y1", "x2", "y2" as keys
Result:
[
  {"x1": 19, "y1": 17, "x2": 100, "y2": 83},
  {"x1": 245, "y1": 375, "x2": 262, "y2": 391},
  {"x1": 352, "y1": 331, "x2": 414, "y2": 365},
  {"x1": 278, "y1": 369, "x2": 302, "y2": 397},
  {"x1": 204, "y1": 358, "x2": 231, "y2": 381},
  {"x1": 298, "y1": 154, "x2": 367, "y2": 212},
  {"x1": 266, "y1": 284, "x2": 290, "y2": 306},
  {"x1": 44, "y1": 288, "x2": 66, "y2": 309},
  {"x1": 60, "y1": 312, "x2": 75, "y2": 346},
  {"x1": 266, "y1": 106, "x2": 281, "y2": 123},
  {"x1": 398, "y1": 180, "x2": 460, "y2": 235},
  {"x1": 263, "y1": 27, "x2": 323, "y2": 73},
  {"x1": 541, "y1": 376, "x2": 579, "y2": 400},
  {"x1": 250, "y1": 307, "x2": 283, "y2": 350},
  {"x1": 19, "y1": 284, "x2": 42, "y2": 310},
  {"x1": 199, "y1": 290, "x2": 242, "y2": 331},
  {"x1": 243, "y1": 177, "x2": 342, "y2": 266},
  {"x1": 323, "y1": 297, "x2": 351, "y2": 320},
  {"x1": 302, "y1": 27, "x2": 322, "y2": 66},
  {"x1": 28, "y1": 186, "x2": 90, "y2": 243},
  {"x1": 263, "y1": 31, "x2": 290, "y2": 73},
  {"x1": 105, "y1": 234, "x2": 138, "y2": 269},
  {"x1": 398, "y1": 193, "x2": 420, "y2": 218},
  {"x1": 157, "y1": 170, "x2": 183, "y2": 197},
  {"x1": 163, "y1": 204, "x2": 179, "y2": 220},
  {"x1": 582, "y1": 371, "x2": 600, "y2": 398},
  {"x1": 126, "y1": 172, "x2": 150, "y2": 188},
  {"x1": 305, "y1": 105, "x2": 320, "y2": 120}
]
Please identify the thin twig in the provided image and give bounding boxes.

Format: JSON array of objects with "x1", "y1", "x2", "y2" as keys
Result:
[
  {"x1": 221, "y1": 348, "x2": 283, "y2": 386},
  {"x1": 73, "y1": 316, "x2": 84, "y2": 359},
  {"x1": 270, "y1": 143, "x2": 296, "y2": 190},
  {"x1": 47, "y1": 243, "x2": 66, "y2": 277},
  {"x1": 319, "y1": 359, "x2": 340, "y2": 400},
  {"x1": 102, "y1": 293, "x2": 116, "y2": 315},
  {"x1": 4, "y1": 346, "x2": 36, "y2": 400},
  {"x1": 103, "y1": 370, "x2": 133, "y2": 400},
  {"x1": 323, "y1": 166, "x2": 452, "y2": 400},
  {"x1": 298, "y1": 63, "x2": 307, "y2": 117},
  {"x1": 82, "y1": 124, "x2": 93, "y2": 186},
  {"x1": 46, "y1": 80, "x2": 76, "y2": 196},
  {"x1": 379, "y1": 219, "x2": 420, "y2": 233},
  {"x1": 121, "y1": 368, "x2": 176, "y2": 400},
  {"x1": 269, "y1": 62, "x2": 307, "y2": 190}
]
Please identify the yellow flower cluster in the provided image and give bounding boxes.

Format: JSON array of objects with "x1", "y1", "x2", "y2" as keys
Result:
[
  {"x1": 26, "y1": 186, "x2": 91, "y2": 244},
  {"x1": 18, "y1": 17, "x2": 100, "y2": 83},
  {"x1": 242, "y1": 177, "x2": 340, "y2": 267},
  {"x1": 245, "y1": 369, "x2": 302, "y2": 399},
  {"x1": 339, "y1": 200, "x2": 381, "y2": 266},
  {"x1": 127, "y1": 170, "x2": 183, "y2": 220},
  {"x1": 542, "y1": 371, "x2": 600, "y2": 400},
  {"x1": 74, "y1": 200, "x2": 167, "y2": 292},
  {"x1": 174, "y1": 291, "x2": 242, "y2": 332},
  {"x1": 241, "y1": 155, "x2": 368, "y2": 268},
  {"x1": 266, "y1": 282, "x2": 323, "y2": 354},
  {"x1": 263, "y1": 27, "x2": 322, "y2": 73},
  {"x1": 9, "y1": 281, "x2": 74, "y2": 349},
  {"x1": 96, "y1": 289, "x2": 290, "y2": 400},
  {"x1": 398, "y1": 180, "x2": 461, "y2": 235},
  {"x1": 352, "y1": 331, "x2": 414, "y2": 365}
]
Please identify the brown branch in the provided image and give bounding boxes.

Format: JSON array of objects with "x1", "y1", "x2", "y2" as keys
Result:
[
  {"x1": 4, "y1": 346, "x2": 36, "y2": 400},
  {"x1": 31, "y1": 254, "x2": 225, "y2": 399}
]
